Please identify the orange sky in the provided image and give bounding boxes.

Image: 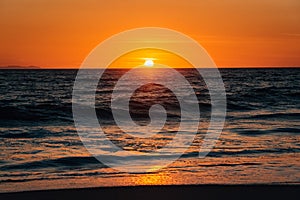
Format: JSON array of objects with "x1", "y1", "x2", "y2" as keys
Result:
[
  {"x1": 109, "y1": 49, "x2": 194, "y2": 68},
  {"x1": 0, "y1": 0, "x2": 299, "y2": 68}
]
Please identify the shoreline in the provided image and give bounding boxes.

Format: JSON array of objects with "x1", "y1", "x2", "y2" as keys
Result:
[{"x1": 1, "y1": 185, "x2": 299, "y2": 200}]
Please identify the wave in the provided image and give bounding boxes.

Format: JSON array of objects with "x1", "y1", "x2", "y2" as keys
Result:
[
  {"x1": 0, "y1": 104, "x2": 73, "y2": 122},
  {"x1": 0, "y1": 156, "x2": 105, "y2": 171},
  {"x1": 242, "y1": 112, "x2": 300, "y2": 120},
  {"x1": 233, "y1": 127, "x2": 300, "y2": 136},
  {"x1": 0, "y1": 177, "x2": 62, "y2": 183},
  {"x1": 226, "y1": 102, "x2": 256, "y2": 111},
  {"x1": 180, "y1": 147, "x2": 300, "y2": 158},
  {"x1": 3, "y1": 146, "x2": 299, "y2": 172},
  {"x1": 0, "y1": 129, "x2": 54, "y2": 138}
]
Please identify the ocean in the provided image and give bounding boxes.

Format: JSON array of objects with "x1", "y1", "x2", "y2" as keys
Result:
[{"x1": 0, "y1": 68, "x2": 299, "y2": 192}]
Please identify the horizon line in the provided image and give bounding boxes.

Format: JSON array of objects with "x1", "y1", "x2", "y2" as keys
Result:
[{"x1": 1, "y1": 65, "x2": 300, "y2": 70}]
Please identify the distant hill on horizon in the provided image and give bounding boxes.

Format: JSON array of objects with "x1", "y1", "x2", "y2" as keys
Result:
[{"x1": 0, "y1": 65, "x2": 41, "y2": 69}]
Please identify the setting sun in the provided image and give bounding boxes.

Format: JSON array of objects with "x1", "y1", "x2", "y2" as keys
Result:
[
  {"x1": 144, "y1": 59, "x2": 154, "y2": 67},
  {"x1": 108, "y1": 48, "x2": 193, "y2": 69}
]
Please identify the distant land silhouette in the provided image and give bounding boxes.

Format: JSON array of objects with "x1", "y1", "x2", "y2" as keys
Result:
[{"x1": 0, "y1": 65, "x2": 41, "y2": 69}]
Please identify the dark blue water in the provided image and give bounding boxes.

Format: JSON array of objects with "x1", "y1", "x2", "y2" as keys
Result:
[{"x1": 0, "y1": 68, "x2": 299, "y2": 191}]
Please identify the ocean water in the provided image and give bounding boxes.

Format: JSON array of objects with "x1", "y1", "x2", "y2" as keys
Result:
[{"x1": 0, "y1": 68, "x2": 299, "y2": 192}]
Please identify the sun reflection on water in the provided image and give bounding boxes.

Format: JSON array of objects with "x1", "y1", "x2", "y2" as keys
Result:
[{"x1": 133, "y1": 172, "x2": 174, "y2": 185}]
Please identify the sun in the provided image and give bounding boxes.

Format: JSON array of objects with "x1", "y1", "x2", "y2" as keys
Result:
[{"x1": 144, "y1": 59, "x2": 154, "y2": 67}]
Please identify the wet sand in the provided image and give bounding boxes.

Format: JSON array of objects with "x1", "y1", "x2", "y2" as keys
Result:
[{"x1": 1, "y1": 185, "x2": 299, "y2": 200}]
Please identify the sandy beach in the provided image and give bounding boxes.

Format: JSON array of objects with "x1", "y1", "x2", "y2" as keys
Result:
[{"x1": 1, "y1": 185, "x2": 300, "y2": 200}]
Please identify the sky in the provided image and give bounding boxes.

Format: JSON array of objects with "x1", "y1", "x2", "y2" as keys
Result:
[
  {"x1": 109, "y1": 49, "x2": 194, "y2": 68},
  {"x1": 0, "y1": 0, "x2": 299, "y2": 68}
]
